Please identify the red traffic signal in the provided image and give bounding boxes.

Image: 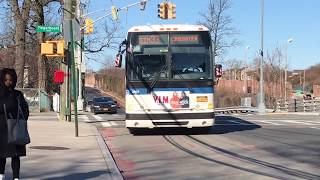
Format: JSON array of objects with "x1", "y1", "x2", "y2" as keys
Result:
[{"x1": 54, "y1": 70, "x2": 65, "y2": 84}]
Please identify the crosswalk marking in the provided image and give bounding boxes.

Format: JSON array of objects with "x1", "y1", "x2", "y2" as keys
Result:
[
  {"x1": 101, "y1": 122, "x2": 112, "y2": 127},
  {"x1": 282, "y1": 120, "x2": 314, "y2": 125},
  {"x1": 303, "y1": 121, "x2": 320, "y2": 124},
  {"x1": 79, "y1": 114, "x2": 120, "y2": 127},
  {"x1": 100, "y1": 121, "x2": 119, "y2": 127},
  {"x1": 258, "y1": 120, "x2": 284, "y2": 125},
  {"x1": 93, "y1": 115, "x2": 104, "y2": 122},
  {"x1": 79, "y1": 115, "x2": 90, "y2": 122}
]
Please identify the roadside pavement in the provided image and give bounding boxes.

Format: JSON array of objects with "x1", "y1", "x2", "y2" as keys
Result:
[{"x1": 3, "y1": 112, "x2": 123, "y2": 180}]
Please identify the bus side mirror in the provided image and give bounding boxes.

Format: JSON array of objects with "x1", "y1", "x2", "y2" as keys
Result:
[
  {"x1": 215, "y1": 64, "x2": 222, "y2": 78},
  {"x1": 115, "y1": 54, "x2": 122, "y2": 68}
]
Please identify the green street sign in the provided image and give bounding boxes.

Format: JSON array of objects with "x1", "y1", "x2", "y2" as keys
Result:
[{"x1": 36, "y1": 25, "x2": 61, "y2": 33}]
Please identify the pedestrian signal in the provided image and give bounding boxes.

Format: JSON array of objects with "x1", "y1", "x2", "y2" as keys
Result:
[{"x1": 41, "y1": 40, "x2": 65, "y2": 57}]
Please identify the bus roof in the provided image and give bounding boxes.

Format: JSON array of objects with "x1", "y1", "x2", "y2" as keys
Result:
[{"x1": 128, "y1": 24, "x2": 209, "y2": 33}]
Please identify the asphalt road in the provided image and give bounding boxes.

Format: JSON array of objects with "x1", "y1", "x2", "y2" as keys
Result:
[{"x1": 83, "y1": 87, "x2": 320, "y2": 179}]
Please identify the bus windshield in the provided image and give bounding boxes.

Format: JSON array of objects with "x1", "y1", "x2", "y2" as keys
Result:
[{"x1": 126, "y1": 31, "x2": 212, "y2": 81}]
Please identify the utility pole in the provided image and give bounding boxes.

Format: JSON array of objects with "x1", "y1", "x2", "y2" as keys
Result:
[
  {"x1": 76, "y1": 0, "x2": 84, "y2": 111},
  {"x1": 258, "y1": 0, "x2": 266, "y2": 114},
  {"x1": 61, "y1": 0, "x2": 75, "y2": 122}
]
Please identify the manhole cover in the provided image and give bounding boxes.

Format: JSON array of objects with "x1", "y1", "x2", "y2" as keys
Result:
[{"x1": 29, "y1": 146, "x2": 70, "y2": 150}]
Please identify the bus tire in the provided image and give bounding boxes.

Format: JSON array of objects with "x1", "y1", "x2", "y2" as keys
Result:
[
  {"x1": 128, "y1": 128, "x2": 139, "y2": 135},
  {"x1": 200, "y1": 127, "x2": 211, "y2": 133}
]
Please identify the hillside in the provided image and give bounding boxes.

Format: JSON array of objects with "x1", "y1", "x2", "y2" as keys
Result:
[{"x1": 290, "y1": 64, "x2": 320, "y2": 91}]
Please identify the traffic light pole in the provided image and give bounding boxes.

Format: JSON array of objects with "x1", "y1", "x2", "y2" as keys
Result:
[
  {"x1": 69, "y1": 19, "x2": 79, "y2": 137},
  {"x1": 62, "y1": 0, "x2": 74, "y2": 122}
]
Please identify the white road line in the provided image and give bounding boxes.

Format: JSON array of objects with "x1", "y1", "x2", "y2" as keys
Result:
[
  {"x1": 93, "y1": 115, "x2": 104, "y2": 122},
  {"x1": 258, "y1": 121, "x2": 283, "y2": 125},
  {"x1": 310, "y1": 127, "x2": 320, "y2": 130},
  {"x1": 79, "y1": 115, "x2": 90, "y2": 122},
  {"x1": 304, "y1": 121, "x2": 320, "y2": 124},
  {"x1": 101, "y1": 122, "x2": 112, "y2": 127},
  {"x1": 110, "y1": 121, "x2": 118, "y2": 126},
  {"x1": 282, "y1": 120, "x2": 314, "y2": 125}
]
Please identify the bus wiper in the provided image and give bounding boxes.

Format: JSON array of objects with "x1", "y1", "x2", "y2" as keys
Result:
[
  {"x1": 171, "y1": 63, "x2": 184, "y2": 80},
  {"x1": 150, "y1": 64, "x2": 167, "y2": 90}
]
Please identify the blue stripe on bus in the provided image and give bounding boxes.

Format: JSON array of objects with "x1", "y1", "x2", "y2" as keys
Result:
[{"x1": 126, "y1": 87, "x2": 214, "y2": 95}]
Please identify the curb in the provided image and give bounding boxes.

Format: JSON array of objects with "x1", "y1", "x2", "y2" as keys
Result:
[
  {"x1": 94, "y1": 127, "x2": 124, "y2": 180},
  {"x1": 267, "y1": 112, "x2": 320, "y2": 116}
]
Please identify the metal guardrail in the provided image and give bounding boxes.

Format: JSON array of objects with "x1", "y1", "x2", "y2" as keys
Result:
[
  {"x1": 276, "y1": 99, "x2": 320, "y2": 112},
  {"x1": 215, "y1": 106, "x2": 258, "y2": 114}
]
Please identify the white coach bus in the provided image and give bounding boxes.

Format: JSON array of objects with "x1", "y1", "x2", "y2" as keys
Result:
[{"x1": 115, "y1": 24, "x2": 222, "y2": 133}]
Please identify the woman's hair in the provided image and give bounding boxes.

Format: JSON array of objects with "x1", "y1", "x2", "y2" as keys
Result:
[{"x1": 0, "y1": 68, "x2": 17, "y2": 89}]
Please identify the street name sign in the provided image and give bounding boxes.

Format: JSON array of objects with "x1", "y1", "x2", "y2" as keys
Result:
[{"x1": 36, "y1": 25, "x2": 61, "y2": 33}]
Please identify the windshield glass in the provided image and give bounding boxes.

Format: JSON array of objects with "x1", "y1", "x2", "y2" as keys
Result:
[
  {"x1": 94, "y1": 97, "x2": 113, "y2": 102},
  {"x1": 127, "y1": 31, "x2": 212, "y2": 81}
]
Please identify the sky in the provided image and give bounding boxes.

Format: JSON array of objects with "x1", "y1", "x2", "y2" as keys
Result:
[
  {"x1": 84, "y1": 0, "x2": 320, "y2": 71},
  {"x1": 2, "y1": 0, "x2": 318, "y2": 71}
]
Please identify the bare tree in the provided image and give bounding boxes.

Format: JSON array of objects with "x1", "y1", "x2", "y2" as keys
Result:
[
  {"x1": 198, "y1": 0, "x2": 239, "y2": 63},
  {"x1": 84, "y1": 19, "x2": 121, "y2": 53},
  {"x1": 9, "y1": 0, "x2": 32, "y2": 87}
]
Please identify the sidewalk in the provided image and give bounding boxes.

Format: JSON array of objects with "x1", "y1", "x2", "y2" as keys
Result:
[{"x1": 4, "y1": 112, "x2": 123, "y2": 180}]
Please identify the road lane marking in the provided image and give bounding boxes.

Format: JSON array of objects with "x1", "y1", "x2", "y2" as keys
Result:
[
  {"x1": 282, "y1": 120, "x2": 314, "y2": 125},
  {"x1": 110, "y1": 121, "x2": 118, "y2": 126},
  {"x1": 101, "y1": 122, "x2": 112, "y2": 127},
  {"x1": 93, "y1": 115, "x2": 104, "y2": 122},
  {"x1": 304, "y1": 121, "x2": 320, "y2": 124},
  {"x1": 248, "y1": 120, "x2": 318, "y2": 125},
  {"x1": 310, "y1": 127, "x2": 320, "y2": 130},
  {"x1": 79, "y1": 115, "x2": 90, "y2": 121},
  {"x1": 258, "y1": 121, "x2": 283, "y2": 125}
]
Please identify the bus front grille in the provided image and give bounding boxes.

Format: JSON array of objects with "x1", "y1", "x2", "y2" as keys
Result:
[{"x1": 152, "y1": 121, "x2": 189, "y2": 126}]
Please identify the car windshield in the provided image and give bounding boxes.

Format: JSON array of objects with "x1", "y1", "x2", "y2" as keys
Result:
[{"x1": 94, "y1": 97, "x2": 113, "y2": 102}]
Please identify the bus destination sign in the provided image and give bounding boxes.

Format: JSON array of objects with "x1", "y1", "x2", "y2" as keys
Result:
[{"x1": 139, "y1": 35, "x2": 162, "y2": 45}]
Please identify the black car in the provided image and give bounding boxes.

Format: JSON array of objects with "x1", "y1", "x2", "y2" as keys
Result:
[{"x1": 91, "y1": 96, "x2": 118, "y2": 114}]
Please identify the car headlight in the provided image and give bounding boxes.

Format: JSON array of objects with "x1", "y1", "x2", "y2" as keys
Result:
[
  {"x1": 111, "y1": 104, "x2": 116, "y2": 107},
  {"x1": 93, "y1": 105, "x2": 100, "y2": 108}
]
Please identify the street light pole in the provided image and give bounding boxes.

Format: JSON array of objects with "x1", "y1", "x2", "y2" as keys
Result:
[
  {"x1": 284, "y1": 38, "x2": 293, "y2": 110},
  {"x1": 244, "y1": 46, "x2": 250, "y2": 95},
  {"x1": 258, "y1": 0, "x2": 266, "y2": 114}
]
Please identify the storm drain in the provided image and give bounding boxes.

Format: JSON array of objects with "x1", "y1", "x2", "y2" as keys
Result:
[{"x1": 29, "y1": 146, "x2": 70, "y2": 150}]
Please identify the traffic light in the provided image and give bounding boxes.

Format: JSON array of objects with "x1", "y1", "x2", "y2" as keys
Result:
[
  {"x1": 111, "y1": 6, "x2": 118, "y2": 21},
  {"x1": 85, "y1": 19, "x2": 94, "y2": 34},
  {"x1": 167, "y1": 2, "x2": 176, "y2": 19},
  {"x1": 158, "y1": 2, "x2": 168, "y2": 19},
  {"x1": 41, "y1": 40, "x2": 65, "y2": 57}
]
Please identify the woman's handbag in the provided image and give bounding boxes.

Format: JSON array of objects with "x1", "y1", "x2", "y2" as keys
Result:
[{"x1": 4, "y1": 99, "x2": 31, "y2": 145}]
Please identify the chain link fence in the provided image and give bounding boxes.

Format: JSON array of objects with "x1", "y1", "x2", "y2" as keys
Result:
[{"x1": 17, "y1": 88, "x2": 52, "y2": 113}]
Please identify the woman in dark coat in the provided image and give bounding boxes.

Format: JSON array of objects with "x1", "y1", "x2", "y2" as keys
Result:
[{"x1": 0, "y1": 68, "x2": 29, "y2": 180}]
